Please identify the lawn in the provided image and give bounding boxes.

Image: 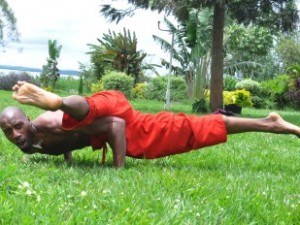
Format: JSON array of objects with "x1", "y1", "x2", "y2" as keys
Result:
[{"x1": 0, "y1": 89, "x2": 299, "y2": 225}]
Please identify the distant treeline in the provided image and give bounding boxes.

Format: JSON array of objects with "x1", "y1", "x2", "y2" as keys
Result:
[{"x1": 0, "y1": 65, "x2": 79, "y2": 76}]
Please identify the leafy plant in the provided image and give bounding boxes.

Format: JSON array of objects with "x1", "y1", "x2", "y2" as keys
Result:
[
  {"x1": 192, "y1": 98, "x2": 208, "y2": 113},
  {"x1": 284, "y1": 90, "x2": 300, "y2": 109},
  {"x1": 224, "y1": 75, "x2": 238, "y2": 91},
  {"x1": 132, "y1": 83, "x2": 146, "y2": 99},
  {"x1": 39, "y1": 39, "x2": 62, "y2": 89},
  {"x1": 223, "y1": 89, "x2": 252, "y2": 107},
  {"x1": 144, "y1": 76, "x2": 187, "y2": 102},
  {"x1": 260, "y1": 75, "x2": 289, "y2": 109},
  {"x1": 102, "y1": 71, "x2": 134, "y2": 98},
  {"x1": 235, "y1": 79, "x2": 261, "y2": 94}
]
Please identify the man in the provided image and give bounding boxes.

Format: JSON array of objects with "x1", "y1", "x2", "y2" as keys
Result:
[{"x1": 1, "y1": 81, "x2": 299, "y2": 168}]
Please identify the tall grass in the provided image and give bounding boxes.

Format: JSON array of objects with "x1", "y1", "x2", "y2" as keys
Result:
[{"x1": 0, "y1": 89, "x2": 299, "y2": 224}]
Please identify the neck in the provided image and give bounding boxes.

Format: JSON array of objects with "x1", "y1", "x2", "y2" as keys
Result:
[{"x1": 30, "y1": 122, "x2": 42, "y2": 149}]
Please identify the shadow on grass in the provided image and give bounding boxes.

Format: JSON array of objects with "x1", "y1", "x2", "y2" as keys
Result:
[{"x1": 25, "y1": 151, "x2": 298, "y2": 176}]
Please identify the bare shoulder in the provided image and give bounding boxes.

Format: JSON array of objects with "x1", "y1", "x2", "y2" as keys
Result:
[{"x1": 33, "y1": 110, "x2": 64, "y2": 130}]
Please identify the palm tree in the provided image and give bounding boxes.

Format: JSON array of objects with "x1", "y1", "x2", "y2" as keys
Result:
[
  {"x1": 100, "y1": 0, "x2": 299, "y2": 111},
  {"x1": 0, "y1": 0, "x2": 18, "y2": 47},
  {"x1": 40, "y1": 40, "x2": 62, "y2": 89},
  {"x1": 88, "y1": 28, "x2": 158, "y2": 84},
  {"x1": 153, "y1": 9, "x2": 212, "y2": 103}
]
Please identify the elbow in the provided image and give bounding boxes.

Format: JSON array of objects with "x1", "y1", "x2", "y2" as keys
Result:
[{"x1": 111, "y1": 118, "x2": 126, "y2": 131}]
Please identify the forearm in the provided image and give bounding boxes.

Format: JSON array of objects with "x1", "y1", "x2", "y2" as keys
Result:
[{"x1": 108, "y1": 120, "x2": 126, "y2": 168}]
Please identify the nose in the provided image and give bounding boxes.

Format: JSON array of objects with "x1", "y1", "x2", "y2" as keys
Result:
[{"x1": 12, "y1": 129, "x2": 22, "y2": 140}]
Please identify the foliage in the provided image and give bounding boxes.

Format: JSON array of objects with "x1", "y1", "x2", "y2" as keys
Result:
[
  {"x1": 276, "y1": 36, "x2": 300, "y2": 69},
  {"x1": 132, "y1": 83, "x2": 146, "y2": 99},
  {"x1": 0, "y1": 0, "x2": 18, "y2": 47},
  {"x1": 78, "y1": 63, "x2": 96, "y2": 93},
  {"x1": 235, "y1": 79, "x2": 265, "y2": 109},
  {"x1": 153, "y1": 17, "x2": 194, "y2": 98},
  {"x1": 39, "y1": 39, "x2": 62, "y2": 89},
  {"x1": 54, "y1": 77, "x2": 82, "y2": 95},
  {"x1": 90, "y1": 80, "x2": 104, "y2": 93},
  {"x1": 192, "y1": 98, "x2": 208, "y2": 113},
  {"x1": 284, "y1": 90, "x2": 300, "y2": 110},
  {"x1": 223, "y1": 89, "x2": 252, "y2": 107},
  {"x1": 79, "y1": 63, "x2": 99, "y2": 92},
  {"x1": 100, "y1": 0, "x2": 299, "y2": 112},
  {"x1": 225, "y1": 23, "x2": 273, "y2": 59},
  {"x1": 286, "y1": 64, "x2": 300, "y2": 90},
  {"x1": 101, "y1": 71, "x2": 134, "y2": 98},
  {"x1": 0, "y1": 72, "x2": 40, "y2": 91},
  {"x1": 260, "y1": 75, "x2": 289, "y2": 109},
  {"x1": 224, "y1": 23, "x2": 273, "y2": 79},
  {"x1": 224, "y1": 76, "x2": 238, "y2": 91},
  {"x1": 283, "y1": 65, "x2": 300, "y2": 110},
  {"x1": 235, "y1": 79, "x2": 261, "y2": 94},
  {"x1": 144, "y1": 76, "x2": 187, "y2": 102},
  {"x1": 152, "y1": 9, "x2": 212, "y2": 102},
  {"x1": 88, "y1": 28, "x2": 156, "y2": 84},
  {"x1": 250, "y1": 96, "x2": 267, "y2": 109}
]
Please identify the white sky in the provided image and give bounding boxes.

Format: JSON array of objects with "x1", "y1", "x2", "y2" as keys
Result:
[
  {"x1": 1, "y1": 0, "x2": 300, "y2": 74},
  {"x1": 1, "y1": 0, "x2": 174, "y2": 74}
]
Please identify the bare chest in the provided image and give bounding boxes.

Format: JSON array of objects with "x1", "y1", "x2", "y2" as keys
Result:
[{"x1": 35, "y1": 130, "x2": 90, "y2": 155}]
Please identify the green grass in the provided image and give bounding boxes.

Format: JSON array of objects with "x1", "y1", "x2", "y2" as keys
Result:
[{"x1": 0, "y1": 90, "x2": 300, "y2": 224}]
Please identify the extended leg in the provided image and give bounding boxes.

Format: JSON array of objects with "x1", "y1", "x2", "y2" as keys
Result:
[
  {"x1": 12, "y1": 81, "x2": 89, "y2": 120},
  {"x1": 223, "y1": 112, "x2": 300, "y2": 138}
]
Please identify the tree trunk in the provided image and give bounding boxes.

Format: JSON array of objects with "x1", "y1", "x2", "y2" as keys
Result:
[
  {"x1": 185, "y1": 70, "x2": 194, "y2": 99},
  {"x1": 210, "y1": 2, "x2": 225, "y2": 112}
]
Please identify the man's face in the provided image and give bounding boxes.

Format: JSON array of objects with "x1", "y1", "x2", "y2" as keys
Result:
[{"x1": 0, "y1": 111, "x2": 34, "y2": 152}]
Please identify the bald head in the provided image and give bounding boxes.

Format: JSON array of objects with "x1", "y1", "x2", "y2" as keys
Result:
[
  {"x1": 0, "y1": 106, "x2": 27, "y2": 124},
  {"x1": 0, "y1": 106, "x2": 34, "y2": 152}
]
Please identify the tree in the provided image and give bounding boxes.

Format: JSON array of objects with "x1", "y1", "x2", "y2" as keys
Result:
[
  {"x1": 40, "y1": 40, "x2": 62, "y2": 89},
  {"x1": 153, "y1": 18, "x2": 192, "y2": 97},
  {"x1": 276, "y1": 35, "x2": 300, "y2": 69},
  {"x1": 100, "y1": 0, "x2": 299, "y2": 111},
  {"x1": 0, "y1": 0, "x2": 18, "y2": 47},
  {"x1": 88, "y1": 28, "x2": 157, "y2": 84},
  {"x1": 224, "y1": 23, "x2": 273, "y2": 80}
]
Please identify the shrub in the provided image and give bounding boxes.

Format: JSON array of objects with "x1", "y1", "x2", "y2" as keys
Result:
[
  {"x1": 235, "y1": 79, "x2": 261, "y2": 94},
  {"x1": 132, "y1": 83, "x2": 146, "y2": 99},
  {"x1": 223, "y1": 89, "x2": 252, "y2": 107},
  {"x1": 250, "y1": 95, "x2": 266, "y2": 109},
  {"x1": 55, "y1": 76, "x2": 80, "y2": 94},
  {"x1": 91, "y1": 80, "x2": 104, "y2": 93},
  {"x1": 0, "y1": 72, "x2": 40, "y2": 91},
  {"x1": 192, "y1": 98, "x2": 208, "y2": 113},
  {"x1": 284, "y1": 90, "x2": 300, "y2": 110},
  {"x1": 224, "y1": 75, "x2": 238, "y2": 91},
  {"x1": 101, "y1": 71, "x2": 134, "y2": 98},
  {"x1": 144, "y1": 76, "x2": 187, "y2": 101},
  {"x1": 260, "y1": 75, "x2": 289, "y2": 109}
]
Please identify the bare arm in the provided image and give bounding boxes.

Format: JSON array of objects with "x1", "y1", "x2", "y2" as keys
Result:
[
  {"x1": 78, "y1": 117, "x2": 127, "y2": 168},
  {"x1": 107, "y1": 119, "x2": 126, "y2": 168}
]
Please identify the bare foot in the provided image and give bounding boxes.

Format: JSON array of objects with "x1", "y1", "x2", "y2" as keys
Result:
[
  {"x1": 267, "y1": 112, "x2": 300, "y2": 138},
  {"x1": 12, "y1": 81, "x2": 62, "y2": 110}
]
